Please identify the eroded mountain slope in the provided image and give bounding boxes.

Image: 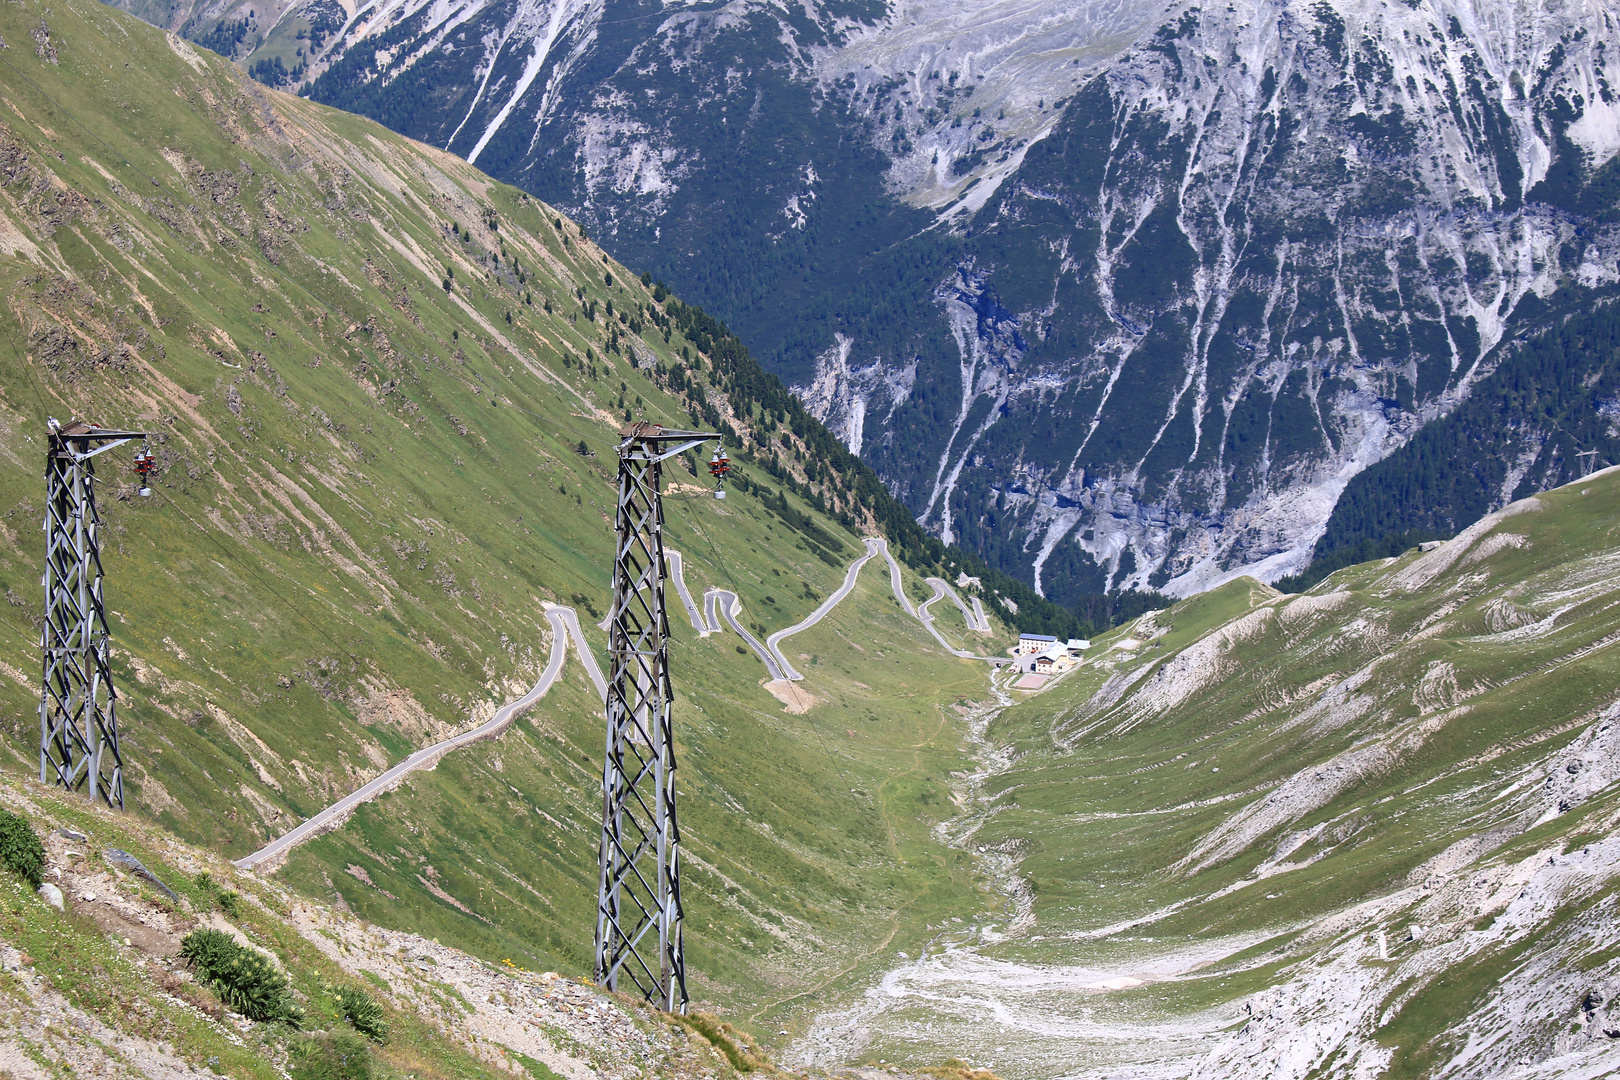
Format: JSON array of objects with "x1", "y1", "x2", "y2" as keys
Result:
[
  {"x1": 815, "y1": 0, "x2": 1620, "y2": 603},
  {"x1": 788, "y1": 466, "x2": 1620, "y2": 1078}
]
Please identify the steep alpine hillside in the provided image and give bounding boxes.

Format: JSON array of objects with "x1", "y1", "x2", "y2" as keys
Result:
[
  {"x1": 1288, "y1": 292, "x2": 1620, "y2": 590},
  {"x1": 119, "y1": 0, "x2": 1620, "y2": 615},
  {"x1": 0, "y1": 0, "x2": 1031, "y2": 1025},
  {"x1": 0, "y1": 774, "x2": 779, "y2": 1080},
  {"x1": 787, "y1": 465, "x2": 1620, "y2": 1078}
]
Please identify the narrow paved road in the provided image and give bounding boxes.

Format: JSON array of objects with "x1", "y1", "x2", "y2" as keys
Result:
[
  {"x1": 916, "y1": 580, "x2": 1008, "y2": 664},
  {"x1": 971, "y1": 595, "x2": 990, "y2": 633},
  {"x1": 764, "y1": 538, "x2": 882, "y2": 680},
  {"x1": 876, "y1": 539, "x2": 916, "y2": 618},
  {"x1": 701, "y1": 589, "x2": 724, "y2": 635},
  {"x1": 240, "y1": 535, "x2": 1004, "y2": 873},
  {"x1": 707, "y1": 589, "x2": 788, "y2": 679},
  {"x1": 548, "y1": 603, "x2": 609, "y2": 702},
  {"x1": 236, "y1": 605, "x2": 599, "y2": 872},
  {"x1": 925, "y1": 577, "x2": 992, "y2": 634},
  {"x1": 666, "y1": 549, "x2": 708, "y2": 636}
]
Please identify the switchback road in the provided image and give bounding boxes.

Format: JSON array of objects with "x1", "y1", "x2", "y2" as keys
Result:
[
  {"x1": 666, "y1": 549, "x2": 708, "y2": 636},
  {"x1": 763, "y1": 538, "x2": 883, "y2": 680},
  {"x1": 241, "y1": 536, "x2": 1000, "y2": 871},
  {"x1": 925, "y1": 577, "x2": 993, "y2": 635},
  {"x1": 707, "y1": 588, "x2": 788, "y2": 680}
]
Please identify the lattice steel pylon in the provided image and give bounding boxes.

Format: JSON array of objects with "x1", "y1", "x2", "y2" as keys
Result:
[
  {"x1": 595, "y1": 422, "x2": 721, "y2": 1013},
  {"x1": 39, "y1": 418, "x2": 150, "y2": 810}
]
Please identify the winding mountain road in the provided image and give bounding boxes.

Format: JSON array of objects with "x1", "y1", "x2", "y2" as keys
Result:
[
  {"x1": 240, "y1": 535, "x2": 1002, "y2": 872},
  {"x1": 234, "y1": 605, "x2": 604, "y2": 872},
  {"x1": 666, "y1": 549, "x2": 708, "y2": 636},
  {"x1": 924, "y1": 577, "x2": 993, "y2": 635},
  {"x1": 763, "y1": 539, "x2": 883, "y2": 680},
  {"x1": 877, "y1": 540, "x2": 916, "y2": 618},
  {"x1": 917, "y1": 581, "x2": 1008, "y2": 664},
  {"x1": 706, "y1": 588, "x2": 788, "y2": 680}
]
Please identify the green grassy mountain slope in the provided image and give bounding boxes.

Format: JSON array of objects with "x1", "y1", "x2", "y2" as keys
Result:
[
  {"x1": 807, "y1": 466, "x2": 1620, "y2": 1077},
  {"x1": 0, "y1": 773, "x2": 777, "y2": 1080},
  {"x1": 0, "y1": 0, "x2": 1016, "y2": 1024}
]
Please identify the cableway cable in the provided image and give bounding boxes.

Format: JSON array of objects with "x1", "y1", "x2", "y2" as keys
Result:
[{"x1": 144, "y1": 489, "x2": 365, "y2": 666}]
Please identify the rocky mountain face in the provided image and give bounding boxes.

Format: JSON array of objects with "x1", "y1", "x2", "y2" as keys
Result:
[
  {"x1": 856, "y1": 0, "x2": 1620, "y2": 601},
  {"x1": 119, "y1": 0, "x2": 1620, "y2": 606}
]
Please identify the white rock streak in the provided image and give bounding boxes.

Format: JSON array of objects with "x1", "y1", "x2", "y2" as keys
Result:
[{"x1": 466, "y1": 0, "x2": 596, "y2": 164}]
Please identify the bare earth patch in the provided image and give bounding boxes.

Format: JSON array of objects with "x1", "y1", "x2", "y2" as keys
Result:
[{"x1": 765, "y1": 679, "x2": 820, "y2": 714}]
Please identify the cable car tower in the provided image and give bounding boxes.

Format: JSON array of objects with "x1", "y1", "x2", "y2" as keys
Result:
[
  {"x1": 39, "y1": 418, "x2": 153, "y2": 810},
  {"x1": 595, "y1": 422, "x2": 724, "y2": 1013}
]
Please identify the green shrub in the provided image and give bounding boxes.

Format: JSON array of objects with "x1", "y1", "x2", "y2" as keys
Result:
[
  {"x1": 214, "y1": 948, "x2": 300, "y2": 1023},
  {"x1": 179, "y1": 928, "x2": 240, "y2": 978},
  {"x1": 0, "y1": 809, "x2": 45, "y2": 889},
  {"x1": 290, "y1": 1032, "x2": 373, "y2": 1080},
  {"x1": 681, "y1": 1013, "x2": 756, "y2": 1073},
  {"x1": 332, "y1": 985, "x2": 388, "y2": 1042},
  {"x1": 216, "y1": 889, "x2": 243, "y2": 917},
  {"x1": 179, "y1": 928, "x2": 301, "y2": 1024}
]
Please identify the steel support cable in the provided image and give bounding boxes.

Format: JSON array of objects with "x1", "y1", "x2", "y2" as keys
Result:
[{"x1": 145, "y1": 491, "x2": 364, "y2": 666}]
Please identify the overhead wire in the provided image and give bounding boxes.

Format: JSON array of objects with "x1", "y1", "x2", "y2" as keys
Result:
[
  {"x1": 5, "y1": 333, "x2": 54, "y2": 425},
  {"x1": 0, "y1": 52, "x2": 170, "y2": 193},
  {"x1": 145, "y1": 489, "x2": 364, "y2": 665},
  {"x1": 0, "y1": 22, "x2": 630, "y2": 438},
  {"x1": 0, "y1": 31, "x2": 708, "y2": 470}
]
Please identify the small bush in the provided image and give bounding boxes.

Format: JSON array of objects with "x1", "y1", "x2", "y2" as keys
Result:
[
  {"x1": 682, "y1": 1013, "x2": 757, "y2": 1073},
  {"x1": 0, "y1": 808, "x2": 45, "y2": 889},
  {"x1": 290, "y1": 1032, "x2": 373, "y2": 1080},
  {"x1": 217, "y1": 889, "x2": 242, "y2": 917},
  {"x1": 920, "y1": 1060, "x2": 1002, "y2": 1080},
  {"x1": 179, "y1": 928, "x2": 301, "y2": 1025},
  {"x1": 179, "y1": 928, "x2": 239, "y2": 978},
  {"x1": 215, "y1": 948, "x2": 300, "y2": 1023},
  {"x1": 333, "y1": 985, "x2": 388, "y2": 1042}
]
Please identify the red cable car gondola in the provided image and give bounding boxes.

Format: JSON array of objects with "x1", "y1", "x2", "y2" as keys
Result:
[
  {"x1": 133, "y1": 448, "x2": 156, "y2": 497},
  {"x1": 708, "y1": 449, "x2": 730, "y2": 499}
]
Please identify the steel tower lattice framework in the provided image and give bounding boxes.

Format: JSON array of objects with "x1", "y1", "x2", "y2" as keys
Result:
[
  {"x1": 595, "y1": 423, "x2": 720, "y2": 1013},
  {"x1": 39, "y1": 419, "x2": 148, "y2": 810}
]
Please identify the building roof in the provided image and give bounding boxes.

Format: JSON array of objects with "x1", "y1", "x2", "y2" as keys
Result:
[
  {"x1": 1035, "y1": 644, "x2": 1068, "y2": 660},
  {"x1": 1019, "y1": 633, "x2": 1058, "y2": 642},
  {"x1": 1066, "y1": 638, "x2": 1091, "y2": 649}
]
